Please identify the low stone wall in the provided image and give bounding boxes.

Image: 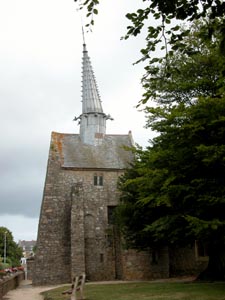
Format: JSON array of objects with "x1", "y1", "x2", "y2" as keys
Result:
[
  {"x1": 121, "y1": 247, "x2": 169, "y2": 280},
  {"x1": 0, "y1": 271, "x2": 24, "y2": 300},
  {"x1": 169, "y1": 246, "x2": 208, "y2": 276}
]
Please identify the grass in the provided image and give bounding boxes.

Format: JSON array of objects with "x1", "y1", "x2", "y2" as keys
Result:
[{"x1": 42, "y1": 281, "x2": 225, "y2": 300}]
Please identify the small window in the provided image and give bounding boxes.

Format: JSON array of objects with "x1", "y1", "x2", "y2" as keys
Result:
[
  {"x1": 94, "y1": 174, "x2": 103, "y2": 186},
  {"x1": 100, "y1": 253, "x2": 104, "y2": 263},
  {"x1": 94, "y1": 175, "x2": 98, "y2": 185},
  {"x1": 99, "y1": 176, "x2": 103, "y2": 186},
  {"x1": 107, "y1": 206, "x2": 116, "y2": 225}
]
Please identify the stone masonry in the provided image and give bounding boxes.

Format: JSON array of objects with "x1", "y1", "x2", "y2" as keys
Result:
[{"x1": 33, "y1": 131, "x2": 137, "y2": 284}]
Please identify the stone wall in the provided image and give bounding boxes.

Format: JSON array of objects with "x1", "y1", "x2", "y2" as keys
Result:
[
  {"x1": 33, "y1": 135, "x2": 72, "y2": 285},
  {"x1": 121, "y1": 248, "x2": 169, "y2": 280},
  {"x1": 169, "y1": 245, "x2": 208, "y2": 276},
  {"x1": 0, "y1": 272, "x2": 24, "y2": 300},
  {"x1": 27, "y1": 257, "x2": 35, "y2": 280},
  {"x1": 33, "y1": 133, "x2": 126, "y2": 285},
  {"x1": 71, "y1": 182, "x2": 85, "y2": 277},
  {"x1": 69, "y1": 169, "x2": 124, "y2": 281}
]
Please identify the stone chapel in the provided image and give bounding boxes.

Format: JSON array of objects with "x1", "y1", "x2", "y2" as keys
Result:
[{"x1": 33, "y1": 43, "x2": 207, "y2": 286}]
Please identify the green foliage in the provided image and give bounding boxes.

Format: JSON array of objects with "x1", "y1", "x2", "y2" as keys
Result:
[
  {"x1": 120, "y1": 103, "x2": 225, "y2": 245},
  {"x1": 33, "y1": 244, "x2": 37, "y2": 254},
  {"x1": 74, "y1": 0, "x2": 225, "y2": 71},
  {"x1": 141, "y1": 18, "x2": 225, "y2": 106},
  {"x1": 74, "y1": 0, "x2": 99, "y2": 28},
  {"x1": 116, "y1": 21, "x2": 225, "y2": 257},
  {"x1": 0, "y1": 227, "x2": 23, "y2": 267}
]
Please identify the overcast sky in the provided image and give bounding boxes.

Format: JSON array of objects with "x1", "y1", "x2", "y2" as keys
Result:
[{"x1": 0, "y1": 0, "x2": 154, "y2": 243}]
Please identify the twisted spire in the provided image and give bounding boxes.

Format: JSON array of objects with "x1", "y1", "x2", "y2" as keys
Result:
[{"x1": 81, "y1": 43, "x2": 103, "y2": 114}]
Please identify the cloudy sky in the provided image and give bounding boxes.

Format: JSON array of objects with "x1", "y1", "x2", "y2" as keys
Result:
[{"x1": 0, "y1": 0, "x2": 154, "y2": 243}]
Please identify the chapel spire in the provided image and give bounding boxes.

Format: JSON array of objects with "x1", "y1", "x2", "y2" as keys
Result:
[
  {"x1": 74, "y1": 40, "x2": 113, "y2": 146},
  {"x1": 81, "y1": 43, "x2": 103, "y2": 114}
]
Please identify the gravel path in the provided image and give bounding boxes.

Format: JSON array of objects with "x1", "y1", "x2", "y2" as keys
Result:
[{"x1": 2, "y1": 280, "x2": 63, "y2": 300}]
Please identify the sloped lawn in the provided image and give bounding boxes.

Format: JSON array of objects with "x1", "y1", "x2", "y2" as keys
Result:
[{"x1": 42, "y1": 281, "x2": 225, "y2": 300}]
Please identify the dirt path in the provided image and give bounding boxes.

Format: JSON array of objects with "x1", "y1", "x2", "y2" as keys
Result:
[{"x1": 2, "y1": 280, "x2": 63, "y2": 300}]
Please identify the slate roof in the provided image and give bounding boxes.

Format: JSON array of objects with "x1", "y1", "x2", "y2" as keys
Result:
[{"x1": 52, "y1": 132, "x2": 134, "y2": 170}]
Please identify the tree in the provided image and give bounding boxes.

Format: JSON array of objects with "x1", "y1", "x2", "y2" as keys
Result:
[
  {"x1": 0, "y1": 227, "x2": 23, "y2": 267},
  {"x1": 74, "y1": 0, "x2": 225, "y2": 72},
  {"x1": 141, "y1": 17, "x2": 225, "y2": 104},
  {"x1": 116, "y1": 21, "x2": 225, "y2": 281},
  {"x1": 75, "y1": 0, "x2": 225, "y2": 280}
]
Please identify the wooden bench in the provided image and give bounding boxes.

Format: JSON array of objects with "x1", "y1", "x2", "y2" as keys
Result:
[{"x1": 62, "y1": 274, "x2": 86, "y2": 300}]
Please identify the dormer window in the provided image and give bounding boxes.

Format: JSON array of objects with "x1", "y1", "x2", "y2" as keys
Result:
[{"x1": 94, "y1": 174, "x2": 103, "y2": 186}]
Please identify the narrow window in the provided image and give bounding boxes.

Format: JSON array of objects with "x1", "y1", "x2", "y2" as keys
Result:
[
  {"x1": 107, "y1": 206, "x2": 116, "y2": 225},
  {"x1": 94, "y1": 175, "x2": 98, "y2": 186},
  {"x1": 100, "y1": 253, "x2": 104, "y2": 263},
  {"x1": 99, "y1": 175, "x2": 103, "y2": 186}
]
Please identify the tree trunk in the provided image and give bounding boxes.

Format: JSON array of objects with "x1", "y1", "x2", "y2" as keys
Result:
[{"x1": 197, "y1": 243, "x2": 225, "y2": 281}]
